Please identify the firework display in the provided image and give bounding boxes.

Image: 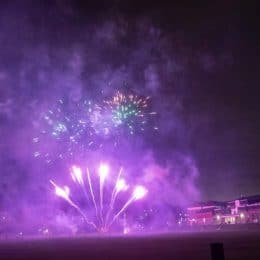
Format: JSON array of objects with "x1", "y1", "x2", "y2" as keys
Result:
[
  {"x1": 50, "y1": 163, "x2": 148, "y2": 232},
  {"x1": 103, "y1": 91, "x2": 157, "y2": 135},
  {"x1": 33, "y1": 99, "x2": 102, "y2": 163},
  {"x1": 33, "y1": 91, "x2": 157, "y2": 163},
  {"x1": 31, "y1": 90, "x2": 156, "y2": 234}
]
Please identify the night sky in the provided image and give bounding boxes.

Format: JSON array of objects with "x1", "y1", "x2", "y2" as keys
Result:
[{"x1": 0, "y1": 0, "x2": 259, "y2": 207}]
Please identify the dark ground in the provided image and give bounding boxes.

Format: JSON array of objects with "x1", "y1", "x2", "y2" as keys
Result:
[{"x1": 0, "y1": 229, "x2": 260, "y2": 260}]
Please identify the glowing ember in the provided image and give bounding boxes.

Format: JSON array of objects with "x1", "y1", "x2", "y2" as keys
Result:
[
  {"x1": 133, "y1": 185, "x2": 148, "y2": 200},
  {"x1": 116, "y1": 178, "x2": 128, "y2": 192},
  {"x1": 71, "y1": 165, "x2": 84, "y2": 185},
  {"x1": 98, "y1": 163, "x2": 109, "y2": 181},
  {"x1": 50, "y1": 181, "x2": 70, "y2": 201}
]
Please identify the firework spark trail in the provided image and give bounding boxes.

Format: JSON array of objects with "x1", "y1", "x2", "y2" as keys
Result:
[
  {"x1": 104, "y1": 178, "x2": 128, "y2": 228},
  {"x1": 110, "y1": 167, "x2": 124, "y2": 208},
  {"x1": 98, "y1": 163, "x2": 109, "y2": 226},
  {"x1": 50, "y1": 180, "x2": 97, "y2": 230},
  {"x1": 105, "y1": 167, "x2": 124, "y2": 226},
  {"x1": 86, "y1": 167, "x2": 99, "y2": 221},
  {"x1": 71, "y1": 165, "x2": 90, "y2": 203},
  {"x1": 71, "y1": 165, "x2": 84, "y2": 186},
  {"x1": 108, "y1": 185, "x2": 148, "y2": 228}
]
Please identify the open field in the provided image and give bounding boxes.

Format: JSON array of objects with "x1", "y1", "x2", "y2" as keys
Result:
[{"x1": 0, "y1": 230, "x2": 260, "y2": 260}]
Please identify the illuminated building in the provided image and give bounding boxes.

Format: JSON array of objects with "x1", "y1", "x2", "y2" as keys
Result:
[{"x1": 186, "y1": 195, "x2": 260, "y2": 225}]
